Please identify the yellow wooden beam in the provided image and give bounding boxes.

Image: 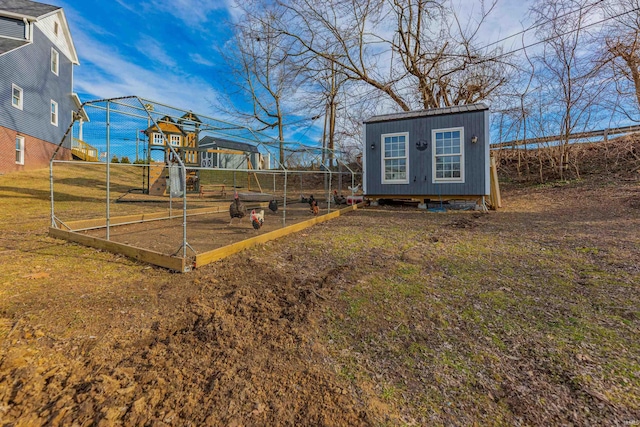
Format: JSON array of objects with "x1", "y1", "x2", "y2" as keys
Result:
[
  {"x1": 368, "y1": 195, "x2": 482, "y2": 202},
  {"x1": 64, "y1": 206, "x2": 227, "y2": 230},
  {"x1": 195, "y1": 203, "x2": 361, "y2": 267},
  {"x1": 49, "y1": 228, "x2": 186, "y2": 271},
  {"x1": 206, "y1": 148, "x2": 245, "y2": 155},
  {"x1": 489, "y1": 154, "x2": 502, "y2": 209},
  {"x1": 246, "y1": 158, "x2": 263, "y2": 193}
]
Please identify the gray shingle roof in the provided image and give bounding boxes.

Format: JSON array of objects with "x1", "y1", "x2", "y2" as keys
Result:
[
  {"x1": 0, "y1": 36, "x2": 28, "y2": 54},
  {"x1": 363, "y1": 103, "x2": 489, "y2": 124},
  {"x1": 199, "y1": 136, "x2": 260, "y2": 153},
  {"x1": 0, "y1": 0, "x2": 59, "y2": 19}
]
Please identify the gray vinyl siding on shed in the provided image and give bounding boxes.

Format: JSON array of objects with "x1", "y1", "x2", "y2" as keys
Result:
[
  {"x1": 364, "y1": 109, "x2": 489, "y2": 197},
  {"x1": 0, "y1": 16, "x2": 25, "y2": 39},
  {"x1": 0, "y1": 25, "x2": 73, "y2": 147}
]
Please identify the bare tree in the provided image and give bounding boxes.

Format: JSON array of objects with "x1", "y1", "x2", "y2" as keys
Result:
[
  {"x1": 301, "y1": 54, "x2": 350, "y2": 168},
  {"x1": 261, "y1": 0, "x2": 512, "y2": 112},
  {"x1": 221, "y1": 7, "x2": 305, "y2": 166},
  {"x1": 221, "y1": 0, "x2": 514, "y2": 172},
  {"x1": 600, "y1": 0, "x2": 640, "y2": 121},
  {"x1": 530, "y1": 0, "x2": 606, "y2": 179},
  {"x1": 391, "y1": 0, "x2": 510, "y2": 109}
]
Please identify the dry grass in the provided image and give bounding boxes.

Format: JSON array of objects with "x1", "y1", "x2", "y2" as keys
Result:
[
  {"x1": 493, "y1": 133, "x2": 640, "y2": 183},
  {"x1": 316, "y1": 187, "x2": 639, "y2": 425},
  {"x1": 0, "y1": 141, "x2": 639, "y2": 425}
]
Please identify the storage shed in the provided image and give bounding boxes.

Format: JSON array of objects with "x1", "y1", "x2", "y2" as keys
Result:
[
  {"x1": 199, "y1": 136, "x2": 262, "y2": 170},
  {"x1": 363, "y1": 103, "x2": 491, "y2": 208}
]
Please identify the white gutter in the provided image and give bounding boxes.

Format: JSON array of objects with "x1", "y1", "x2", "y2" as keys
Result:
[{"x1": 0, "y1": 11, "x2": 38, "y2": 21}]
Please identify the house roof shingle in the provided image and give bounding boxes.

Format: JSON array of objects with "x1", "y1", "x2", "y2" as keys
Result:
[
  {"x1": 0, "y1": 36, "x2": 28, "y2": 54},
  {"x1": 363, "y1": 103, "x2": 489, "y2": 124},
  {"x1": 0, "y1": 0, "x2": 59, "y2": 19},
  {"x1": 199, "y1": 136, "x2": 260, "y2": 154}
]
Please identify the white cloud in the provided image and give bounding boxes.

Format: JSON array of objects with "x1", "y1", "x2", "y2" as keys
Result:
[
  {"x1": 134, "y1": 35, "x2": 178, "y2": 68},
  {"x1": 445, "y1": 0, "x2": 537, "y2": 53},
  {"x1": 55, "y1": 0, "x2": 230, "y2": 116},
  {"x1": 113, "y1": 0, "x2": 146, "y2": 16},
  {"x1": 189, "y1": 53, "x2": 216, "y2": 67},
  {"x1": 73, "y1": 29, "x2": 220, "y2": 115},
  {"x1": 146, "y1": 0, "x2": 229, "y2": 26},
  {"x1": 223, "y1": 0, "x2": 246, "y2": 24}
]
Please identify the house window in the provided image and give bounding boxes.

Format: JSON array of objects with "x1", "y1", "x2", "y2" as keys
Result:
[
  {"x1": 16, "y1": 135, "x2": 25, "y2": 165},
  {"x1": 152, "y1": 133, "x2": 164, "y2": 145},
  {"x1": 54, "y1": 21, "x2": 59, "y2": 36},
  {"x1": 169, "y1": 135, "x2": 181, "y2": 146},
  {"x1": 50, "y1": 100, "x2": 58, "y2": 126},
  {"x1": 433, "y1": 127, "x2": 464, "y2": 182},
  {"x1": 51, "y1": 48, "x2": 59, "y2": 75},
  {"x1": 12, "y1": 84, "x2": 23, "y2": 110},
  {"x1": 381, "y1": 132, "x2": 409, "y2": 183}
]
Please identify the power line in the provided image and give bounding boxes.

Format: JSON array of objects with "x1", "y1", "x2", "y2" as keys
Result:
[
  {"x1": 478, "y1": 0, "x2": 606, "y2": 51},
  {"x1": 386, "y1": 2, "x2": 631, "y2": 65},
  {"x1": 471, "y1": 6, "x2": 640, "y2": 65}
]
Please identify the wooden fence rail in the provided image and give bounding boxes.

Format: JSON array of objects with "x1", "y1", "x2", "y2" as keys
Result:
[{"x1": 491, "y1": 124, "x2": 640, "y2": 149}]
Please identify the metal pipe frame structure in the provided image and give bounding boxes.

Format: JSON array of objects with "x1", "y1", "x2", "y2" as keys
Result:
[{"x1": 49, "y1": 95, "x2": 360, "y2": 272}]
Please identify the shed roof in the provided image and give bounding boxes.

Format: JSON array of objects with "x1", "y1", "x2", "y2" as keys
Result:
[
  {"x1": 199, "y1": 136, "x2": 260, "y2": 154},
  {"x1": 144, "y1": 116, "x2": 185, "y2": 135},
  {"x1": 0, "y1": 37, "x2": 28, "y2": 54},
  {"x1": 363, "y1": 103, "x2": 489, "y2": 124},
  {"x1": 0, "y1": 0, "x2": 59, "y2": 20},
  {"x1": 179, "y1": 111, "x2": 202, "y2": 124}
]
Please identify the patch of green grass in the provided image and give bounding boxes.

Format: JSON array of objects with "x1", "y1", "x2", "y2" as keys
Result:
[
  {"x1": 479, "y1": 290, "x2": 514, "y2": 310},
  {"x1": 381, "y1": 384, "x2": 398, "y2": 401},
  {"x1": 576, "y1": 246, "x2": 600, "y2": 255},
  {"x1": 346, "y1": 296, "x2": 366, "y2": 319}
]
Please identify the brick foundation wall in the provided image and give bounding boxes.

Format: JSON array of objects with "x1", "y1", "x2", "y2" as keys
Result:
[{"x1": 0, "y1": 126, "x2": 71, "y2": 174}]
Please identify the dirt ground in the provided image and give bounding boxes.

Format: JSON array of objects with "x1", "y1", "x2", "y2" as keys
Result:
[
  {"x1": 80, "y1": 199, "x2": 345, "y2": 256},
  {"x1": 0, "y1": 144, "x2": 639, "y2": 425}
]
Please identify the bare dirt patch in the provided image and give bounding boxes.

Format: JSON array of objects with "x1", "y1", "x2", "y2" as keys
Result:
[{"x1": 79, "y1": 201, "x2": 344, "y2": 255}]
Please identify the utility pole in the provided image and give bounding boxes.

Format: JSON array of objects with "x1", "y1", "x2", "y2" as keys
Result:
[
  {"x1": 328, "y1": 58, "x2": 336, "y2": 169},
  {"x1": 321, "y1": 103, "x2": 328, "y2": 168}
]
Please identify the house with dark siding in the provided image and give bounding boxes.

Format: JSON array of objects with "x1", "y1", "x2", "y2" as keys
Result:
[
  {"x1": 0, "y1": 0, "x2": 83, "y2": 173},
  {"x1": 363, "y1": 103, "x2": 491, "y2": 208}
]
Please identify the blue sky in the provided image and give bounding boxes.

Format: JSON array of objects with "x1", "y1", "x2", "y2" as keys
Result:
[
  {"x1": 51, "y1": 0, "x2": 545, "y2": 158},
  {"x1": 57, "y1": 0, "x2": 239, "y2": 115},
  {"x1": 55, "y1": 0, "x2": 534, "y2": 114}
]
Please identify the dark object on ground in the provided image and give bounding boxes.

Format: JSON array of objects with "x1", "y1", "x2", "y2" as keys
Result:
[{"x1": 229, "y1": 191, "x2": 246, "y2": 224}]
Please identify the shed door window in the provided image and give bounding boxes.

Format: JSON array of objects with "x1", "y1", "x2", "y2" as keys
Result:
[
  {"x1": 433, "y1": 128, "x2": 464, "y2": 182},
  {"x1": 382, "y1": 132, "x2": 409, "y2": 184}
]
